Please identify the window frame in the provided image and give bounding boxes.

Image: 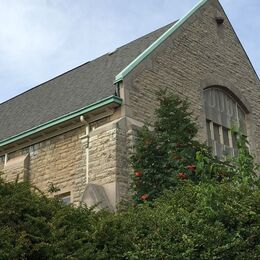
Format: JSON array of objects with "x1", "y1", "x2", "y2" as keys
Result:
[
  {"x1": 203, "y1": 87, "x2": 248, "y2": 158},
  {"x1": 55, "y1": 191, "x2": 71, "y2": 205}
]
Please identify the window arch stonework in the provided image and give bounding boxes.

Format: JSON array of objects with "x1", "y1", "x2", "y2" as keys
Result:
[{"x1": 203, "y1": 87, "x2": 248, "y2": 158}]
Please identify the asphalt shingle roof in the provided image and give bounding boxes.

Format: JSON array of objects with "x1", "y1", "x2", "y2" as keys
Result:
[{"x1": 0, "y1": 22, "x2": 175, "y2": 142}]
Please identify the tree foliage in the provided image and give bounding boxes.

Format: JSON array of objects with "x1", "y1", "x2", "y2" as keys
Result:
[
  {"x1": 0, "y1": 176, "x2": 259, "y2": 259},
  {"x1": 106, "y1": 181, "x2": 260, "y2": 259},
  {"x1": 130, "y1": 94, "x2": 259, "y2": 203},
  {"x1": 0, "y1": 179, "x2": 99, "y2": 259},
  {"x1": 130, "y1": 94, "x2": 205, "y2": 203}
]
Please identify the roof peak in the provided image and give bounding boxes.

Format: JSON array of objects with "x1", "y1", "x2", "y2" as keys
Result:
[{"x1": 114, "y1": 0, "x2": 209, "y2": 83}]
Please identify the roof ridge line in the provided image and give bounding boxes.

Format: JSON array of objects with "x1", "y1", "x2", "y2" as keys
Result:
[{"x1": 114, "y1": 0, "x2": 208, "y2": 83}]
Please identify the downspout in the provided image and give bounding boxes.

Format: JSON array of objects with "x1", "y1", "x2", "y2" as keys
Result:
[
  {"x1": 4, "y1": 153, "x2": 8, "y2": 165},
  {"x1": 80, "y1": 116, "x2": 90, "y2": 184}
]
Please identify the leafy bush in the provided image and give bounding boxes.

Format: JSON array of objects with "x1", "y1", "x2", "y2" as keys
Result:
[
  {"x1": 0, "y1": 175, "x2": 259, "y2": 259},
  {"x1": 107, "y1": 180, "x2": 260, "y2": 259},
  {"x1": 0, "y1": 179, "x2": 99, "y2": 259}
]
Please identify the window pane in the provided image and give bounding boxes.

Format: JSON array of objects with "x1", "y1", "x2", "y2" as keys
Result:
[
  {"x1": 216, "y1": 143, "x2": 224, "y2": 159},
  {"x1": 232, "y1": 133, "x2": 238, "y2": 156},
  {"x1": 61, "y1": 196, "x2": 70, "y2": 205},
  {"x1": 223, "y1": 127, "x2": 229, "y2": 146},
  {"x1": 56, "y1": 192, "x2": 71, "y2": 205},
  {"x1": 213, "y1": 124, "x2": 220, "y2": 143},
  {"x1": 224, "y1": 147, "x2": 233, "y2": 157},
  {"x1": 206, "y1": 120, "x2": 212, "y2": 146}
]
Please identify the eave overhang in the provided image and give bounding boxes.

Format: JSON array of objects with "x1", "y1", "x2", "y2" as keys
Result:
[{"x1": 0, "y1": 95, "x2": 122, "y2": 150}]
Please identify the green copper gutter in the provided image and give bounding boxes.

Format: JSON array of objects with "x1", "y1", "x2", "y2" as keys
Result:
[
  {"x1": 0, "y1": 95, "x2": 122, "y2": 148},
  {"x1": 114, "y1": 0, "x2": 208, "y2": 83}
]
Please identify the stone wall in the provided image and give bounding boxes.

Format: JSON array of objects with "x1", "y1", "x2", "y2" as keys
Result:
[
  {"x1": 88, "y1": 127, "x2": 117, "y2": 184},
  {"x1": 29, "y1": 127, "x2": 87, "y2": 203},
  {"x1": 0, "y1": 154, "x2": 29, "y2": 182},
  {"x1": 88, "y1": 118, "x2": 137, "y2": 206},
  {"x1": 124, "y1": 0, "x2": 260, "y2": 161},
  {"x1": 0, "y1": 127, "x2": 87, "y2": 204},
  {"x1": 0, "y1": 117, "x2": 131, "y2": 208}
]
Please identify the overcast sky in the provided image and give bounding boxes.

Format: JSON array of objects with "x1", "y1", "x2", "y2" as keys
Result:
[{"x1": 0, "y1": 0, "x2": 259, "y2": 103}]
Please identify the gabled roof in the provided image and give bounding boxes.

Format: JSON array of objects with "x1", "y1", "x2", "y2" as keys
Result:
[
  {"x1": 115, "y1": 0, "x2": 208, "y2": 83},
  {"x1": 0, "y1": 21, "x2": 175, "y2": 143}
]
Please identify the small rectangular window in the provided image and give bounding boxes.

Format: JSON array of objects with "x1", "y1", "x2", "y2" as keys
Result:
[{"x1": 56, "y1": 192, "x2": 71, "y2": 205}]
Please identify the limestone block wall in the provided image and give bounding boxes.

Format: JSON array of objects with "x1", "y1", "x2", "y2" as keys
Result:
[
  {"x1": 88, "y1": 127, "x2": 117, "y2": 185},
  {"x1": 116, "y1": 124, "x2": 130, "y2": 202},
  {"x1": 88, "y1": 118, "x2": 135, "y2": 206},
  {"x1": 29, "y1": 127, "x2": 86, "y2": 203},
  {"x1": 0, "y1": 117, "x2": 134, "y2": 206},
  {"x1": 0, "y1": 127, "x2": 87, "y2": 204},
  {"x1": 115, "y1": 119, "x2": 133, "y2": 202},
  {"x1": 124, "y1": 0, "x2": 260, "y2": 161},
  {"x1": 116, "y1": 119, "x2": 140, "y2": 204},
  {"x1": 0, "y1": 154, "x2": 29, "y2": 182}
]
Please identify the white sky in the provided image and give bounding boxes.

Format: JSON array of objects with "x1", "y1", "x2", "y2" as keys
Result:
[{"x1": 0, "y1": 0, "x2": 259, "y2": 103}]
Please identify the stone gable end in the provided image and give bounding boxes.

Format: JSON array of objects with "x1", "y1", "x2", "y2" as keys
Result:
[{"x1": 123, "y1": 0, "x2": 260, "y2": 161}]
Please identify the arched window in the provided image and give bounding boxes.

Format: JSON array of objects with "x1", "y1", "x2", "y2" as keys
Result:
[{"x1": 204, "y1": 87, "x2": 247, "y2": 158}]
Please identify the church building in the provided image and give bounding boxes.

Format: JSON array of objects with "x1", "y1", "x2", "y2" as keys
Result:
[{"x1": 0, "y1": 0, "x2": 259, "y2": 210}]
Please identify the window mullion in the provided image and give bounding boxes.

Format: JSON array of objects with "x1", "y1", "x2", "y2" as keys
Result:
[{"x1": 209, "y1": 121, "x2": 214, "y2": 140}]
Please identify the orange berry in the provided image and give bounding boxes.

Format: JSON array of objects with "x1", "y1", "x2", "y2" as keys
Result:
[
  {"x1": 135, "y1": 171, "x2": 142, "y2": 177},
  {"x1": 140, "y1": 194, "x2": 149, "y2": 201}
]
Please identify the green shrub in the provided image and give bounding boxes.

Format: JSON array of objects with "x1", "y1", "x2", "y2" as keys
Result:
[
  {"x1": 0, "y1": 176, "x2": 259, "y2": 259},
  {"x1": 84, "y1": 179, "x2": 259, "y2": 259},
  {"x1": 0, "y1": 179, "x2": 99, "y2": 259}
]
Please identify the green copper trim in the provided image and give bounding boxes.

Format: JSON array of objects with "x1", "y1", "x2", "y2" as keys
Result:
[
  {"x1": 114, "y1": 0, "x2": 208, "y2": 83},
  {"x1": 0, "y1": 95, "x2": 122, "y2": 148}
]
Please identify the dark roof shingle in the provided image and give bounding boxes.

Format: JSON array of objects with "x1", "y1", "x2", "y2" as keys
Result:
[{"x1": 0, "y1": 22, "x2": 174, "y2": 141}]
